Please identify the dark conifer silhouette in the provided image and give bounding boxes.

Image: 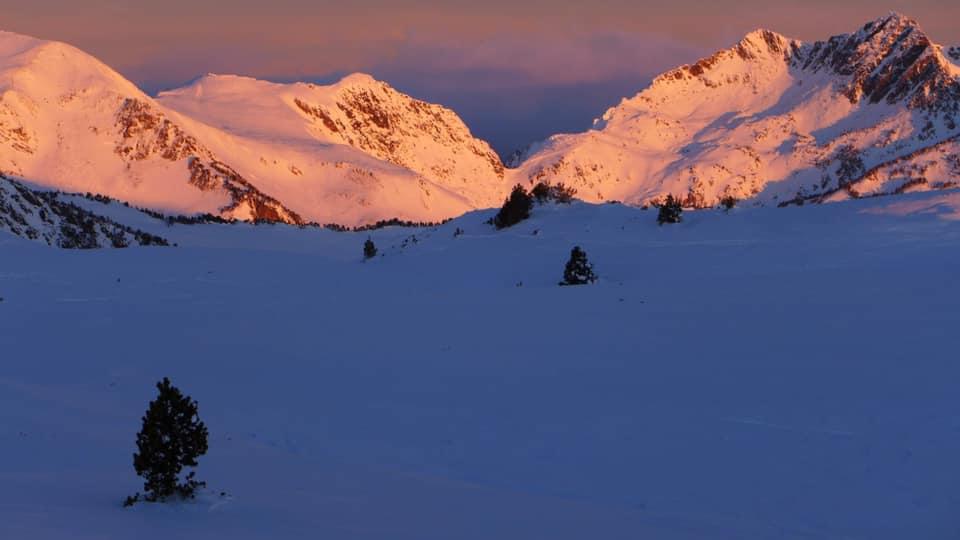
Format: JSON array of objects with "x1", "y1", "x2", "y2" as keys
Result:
[
  {"x1": 493, "y1": 185, "x2": 533, "y2": 229},
  {"x1": 127, "y1": 378, "x2": 208, "y2": 505},
  {"x1": 363, "y1": 237, "x2": 378, "y2": 260},
  {"x1": 720, "y1": 195, "x2": 738, "y2": 211},
  {"x1": 560, "y1": 246, "x2": 598, "y2": 286},
  {"x1": 657, "y1": 194, "x2": 683, "y2": 225},
  {"x1": 531, "y1": 182, "x2": 577, "y2": 204}
]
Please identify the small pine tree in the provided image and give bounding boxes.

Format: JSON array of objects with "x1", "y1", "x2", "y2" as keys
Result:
[
  {"x1": 657, "y1": 194, "x2": 683, "y2": 225},
  {"x1": 550, "y1": 182, "x2": 577, "y2": 204},
  {"x1": 719, "y1": 195, "x2": 737, "y2": 211},
  {"x1": 493, "y1": 185, "x2": 533, "y2": 229},
  {"x1": 530, "y1": 182, "x2": 549, "y2": 202},
  {"x1": 363, "y1": 237, "x2": 377, "y2": 260},
  {"x1": 531, "y1": 182, "x2": 577, "y2": 204},
  {"x1": 560, "y1": 246, "x2": 597, "y2": 286},
  {"x1": 130, "y1": 378, "x2": 209, "y2": 504}
]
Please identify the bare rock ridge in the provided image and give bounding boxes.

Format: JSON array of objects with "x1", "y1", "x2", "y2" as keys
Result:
[
  {"x1": 290, "y1": 75, "x2": 505, "y2": 183},
  {"x1": 796, "y1": 13, "x2": 959, "y2": 112},
  {"x1": 658, "y1": 14, "x2": 959, "y2": 112}
]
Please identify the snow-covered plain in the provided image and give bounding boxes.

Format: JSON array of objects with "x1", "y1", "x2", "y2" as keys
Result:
[{"x1": 2, "y1": 192, "x2": 960, "y2": 539}]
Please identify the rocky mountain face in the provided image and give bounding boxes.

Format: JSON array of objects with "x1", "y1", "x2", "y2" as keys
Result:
[
  {"x1": 114, "y1": 98, "x2": 304, "y2": 223},
  {"x1": 0, "y1": 175, "x2": 167, "y2": 248},
  {"x1": 0, "y1": 33, "x2": 507, "y2": 230},
  {"x1": 512, "y1": 13, "x2": 960, "y2": 208},
  {"x1": 289, "y1": 75, "x2": 505, "y2": 197}
]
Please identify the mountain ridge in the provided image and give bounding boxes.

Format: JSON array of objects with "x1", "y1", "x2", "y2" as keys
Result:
[
  {"x1": 2, "y1": 13, "x2": 960, "y2": 247},
  {"x1": 0, "y1": 32, "x2": 508, "y2": 229},
  {"x1": 513, "y1": 12, "x2": 960, "y2": 209}
]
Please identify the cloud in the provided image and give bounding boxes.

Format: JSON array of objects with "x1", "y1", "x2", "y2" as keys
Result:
[{"x1": 371, "y1": 30, "x2": 704, "y2": 89}]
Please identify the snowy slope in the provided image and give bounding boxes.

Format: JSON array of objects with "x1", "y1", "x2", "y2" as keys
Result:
[
  {"x1": 0, "y1": 32, "x2": 304, "y2": 224},
  {"x1": 3, "y1": 190, "x2": 960, "y2": 538},
  {"x1": 0, "y1": 32, "x2": 505, "y2": 227},
  {"x1": 0, "y1": 175, "x2": 168, "y2": 248},
  {"x1": 512, "y1": 13, "x2": 960, "y2": 208},
  {"x1": 157, "y1": 73, "x2": 506, "y2": 206}
]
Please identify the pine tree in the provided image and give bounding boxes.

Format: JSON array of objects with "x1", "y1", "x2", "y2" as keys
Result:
[
  {"x1": 530, "y1": 181, "x2": 551, "y2": 203},
  {"x1": 493, "y1": 185, "x2": 533, "y2": 229},
  {"x1": 363, "y1": 237, "x2": 377, "y2": 260},
  {"x1": 719, "y1": 195, "x2": 738, "y2": 211},
  {"x1": 560, "y1": 246, "x2": 597, "y2": 286},
  {"x1": 129, "y1": 378, "x2": 209, "y2": 504},
  {"x1": 657, "y1": 194, "x2": 683, "y2": 225},
  {"x1": 531, "y1": 182, "x2": 577, "y2": 204}
]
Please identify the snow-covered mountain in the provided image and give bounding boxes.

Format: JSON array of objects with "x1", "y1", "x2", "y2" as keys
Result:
[
  {"x1": 157, "y1": 74, "x2": 506, "y2": 206},
  {"x1": 1, "y1": 12, "x2": 958, "y2": 241},
  {"x1": 0, "y1": 32, "x2": 507, "y2": 228},
  {"x1": 512, "y1": 13, "x2": 960, "y2": 207}
]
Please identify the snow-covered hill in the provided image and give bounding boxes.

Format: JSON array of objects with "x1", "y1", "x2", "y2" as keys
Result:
[
  {"x1": 0, "y1": 32, "x2": 506, "y2": 228},
  {"x1": 0, "y1": 175, "x2": 167, "y2": 248},
  {"x1": 512, "y1": 13, "x2": 960, "y2": 208}
]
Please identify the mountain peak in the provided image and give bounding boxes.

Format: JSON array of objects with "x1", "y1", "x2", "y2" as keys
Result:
[
  {"x1": 850, "y1": 11, "x2": 927, "y2": 52},
  {"x1": 197, "y1": 73, "x2": 257, "y2": 83},
  {"x1": 871, "y1": 11, "x2": 919, "y2": 31},
  {"x1": 737, "y1": 29, "x2": 794, "y2": 58},
  {"x1": 0, "y1": 31, "x2": 103, "y2": 69},
  {"x1": 333, "y1": 72, "x2": 381, "y2": 89},
  {"x1": 158, "y1": 73, "x2": 284, "y2": 99},
  {"x1": 515, "y1": 13, "x2": 960, "y2": 212},
  {"x1": 0, "y1": 30, "x2": 144, "y2": 100},
  {"x1": 0, "y1": 30, "x2": 47, "y2": 57},
  {"x1": 649, "y1": 27, "x2": 798, "y2": 89},
  {"x1": 798, "y1": 12, "x2": 958, "y2": 110}
]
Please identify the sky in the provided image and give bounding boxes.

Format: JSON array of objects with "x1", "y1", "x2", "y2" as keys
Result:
[{"x1": 3, "y1": 0, "x2": 960, "y2": 156}]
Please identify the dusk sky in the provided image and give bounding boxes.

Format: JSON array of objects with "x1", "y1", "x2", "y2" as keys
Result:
[{"x1": 7, "y1": 0, "x2": 960, "y2": 155}]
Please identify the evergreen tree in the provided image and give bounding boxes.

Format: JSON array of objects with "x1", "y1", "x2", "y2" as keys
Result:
[
  {"x1": 493, "y1": 185, "x2": 533, "y2": 229},
  {"x1": 363, "y1": 237, "x2": 377, "y2": 260},
  {"x1": 560, "y1": 246, "x2": 597, "y2": 286},
  {"x1": 531, "y1": 182, "x2": 577, "y2": 204},
  {"x1": 657, "y1": 194, "x2": 683, "y2": 225},
  {"x1": 549, "y1": 182, "x2": 577, "y2": 204},
  {"x1": 129, "y1": 378, "x2": 209, "y2": 504},
  {"x1": 719, "y1": 195, "x2": 738, "y2": 211}
]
